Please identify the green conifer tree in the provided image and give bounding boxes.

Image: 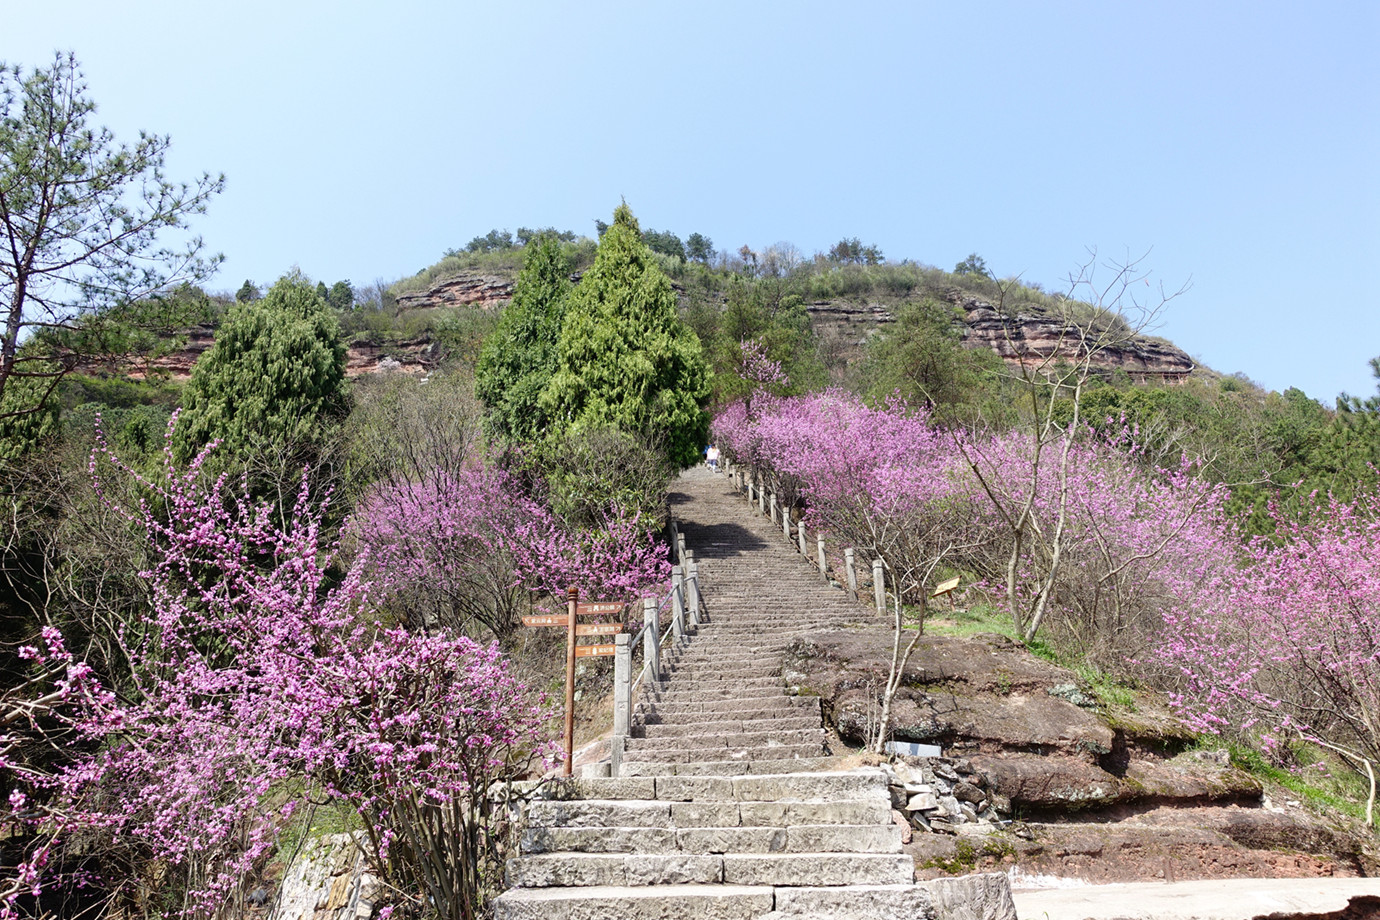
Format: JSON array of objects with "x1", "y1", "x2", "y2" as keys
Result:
[
  {"x1": 474, "y1": 235, "x2": 573, "y2": 443},
  {"x1": 541, "y1": 205, "x2": 710, "y2": 468},
  {"x1": 176, "y1": 271, "x2": 347, "y2": 462}
]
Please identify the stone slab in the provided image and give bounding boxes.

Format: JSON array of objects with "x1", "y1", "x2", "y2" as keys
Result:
[
  {"x1": 773, "y1": 884, "x2": 935, "y2": 920},
  {"x1": 738, "y1": 801, "x2": 891, "y2": 827},
  {"x1": 527, "y1": 800, "x2": 671, "y2": 829},
  {"x1": 492, "y1": 884, "x2": 775, "y2": 920},
  {"x1": 677, "y1": 826, "x2": 788, "y2": 854},
  {"x1": 521, "y1": 826, "x2": 678, "y2": 855},
  {"x1": 721, "y1": 853, "x2": 914, "y2": 887}
]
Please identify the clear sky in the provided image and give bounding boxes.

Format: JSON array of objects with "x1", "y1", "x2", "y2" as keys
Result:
[{"x1": 9, "y1": 0, "x2": 1378, "y2": 403}]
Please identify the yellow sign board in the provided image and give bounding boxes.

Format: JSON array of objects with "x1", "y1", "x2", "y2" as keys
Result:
[{"x1": 931, "y1": 577, "x2": 961, "y2": 597}]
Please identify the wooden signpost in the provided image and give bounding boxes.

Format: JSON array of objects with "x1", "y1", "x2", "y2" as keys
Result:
[
  {"x1": 932, "y1": 576, "x2": 961, "y2": 597},
  {"x1": 522, "y1": 588, "x2": 625, "y2": 776}
]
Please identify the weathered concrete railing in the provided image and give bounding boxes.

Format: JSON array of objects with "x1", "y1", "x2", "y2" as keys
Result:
[
  {"x1": 609, "y1": 534, "x2": 700, "y2": 777},
  {"x1": 719, "y1": 459, "x2": 887, "y2": 616}
]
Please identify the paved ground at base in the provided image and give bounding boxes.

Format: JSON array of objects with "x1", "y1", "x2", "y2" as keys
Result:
[{"x1": 1012, "y1": 877, "x2": 1380, "y2": 919}]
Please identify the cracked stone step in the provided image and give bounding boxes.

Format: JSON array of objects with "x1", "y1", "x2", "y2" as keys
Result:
[
  {"x1": 508, "y1": 853, "x2": 912, "y2": 888},
  {"x1": 640, "y1": 689, "x2": 799, "y2": 705},
  {"x1": 618, "y1": 757, "x2": 836, "y2": 777},
  {"x1": 634, "y1": 699, "x2": 818, "y2": 719},
  {"x1": 527, "y1": 800, "x2": 892, "y2": 833},
  {"x1": 492, "y1": 883, "x2": 775, "y2": 920},
  {"x1": 622, "y1": 743, "x2": 825, "y2": 765},
  {"x1": 636, "y1": 715, "x2": 822, "y2": 737},
  {"x1": 624, "y1": 729, "x2": 827, "y2": 755},
  {"x1": 640, "y1": 676, "x2": 788, "y2": 691},
  {"x1": 635, "y1": 704, "x2": 819, "y2": 724}
]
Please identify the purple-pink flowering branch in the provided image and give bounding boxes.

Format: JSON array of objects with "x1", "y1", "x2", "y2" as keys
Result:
[{"x1": 2, "y1": 418, "x2": 559, "y2": 919}]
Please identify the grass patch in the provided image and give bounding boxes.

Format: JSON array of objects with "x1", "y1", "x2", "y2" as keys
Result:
[
  {"x1": 919, "y1": 836, "x2": 1016, "y2": 874},
  {"x1": 1071, "y1": 664, "x2": 1138, "y2": 710},
  {"x1": 923, "y1": 601, "x2": 1021, "y2": 641},
  {"x1": 1218, "y1": 741, "x2": 1371, "y2": 823}
]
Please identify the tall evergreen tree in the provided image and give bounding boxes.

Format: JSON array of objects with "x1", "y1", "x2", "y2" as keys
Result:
[
  {"x1": 176, "y1": 271, "x2": 347, "y2": 462},
  {"x1": 474, "y1": 235, "x2": 573, "y2": 442},
  {"x1": 541, "y1": 204, "x2": 710, "y2": 468}
]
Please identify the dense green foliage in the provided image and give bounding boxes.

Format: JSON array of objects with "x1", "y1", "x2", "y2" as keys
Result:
[
  {"x1": 0, "y1": 362, "x2": 61, "y2": 459},
  {"x1": 474, "y1": 236, "x2": 573, "y2": 442},
  {"x1": 684, "y1": 275, "x2": 826, "y2": 404},
  {"x1": 541, "y1": 205, "x2": 711, "y2": 468},
  {"x1": 175, "y1": 272, "x2": 348, "y2": 462},
  {"x1": 861, "y1": 298, "x2": 1006, "y2": 422}
]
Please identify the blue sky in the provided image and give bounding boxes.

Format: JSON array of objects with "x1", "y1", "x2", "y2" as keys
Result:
[{"x1": 9, "y1": 1, "x2": 1378, "y2": 402}]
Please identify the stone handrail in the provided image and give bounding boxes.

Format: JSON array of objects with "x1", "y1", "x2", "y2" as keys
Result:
[
  {"x1": 723, "y1": 458, "x2": 888, "y2": 615},
  {"x1": 610, "y1": 552, "x2": 699, "y2": 777}
]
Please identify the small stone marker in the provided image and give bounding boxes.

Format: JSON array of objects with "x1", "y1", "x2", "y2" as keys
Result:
[{"x1": 886, "y1": 740, "x2": 942, "y2": 758}]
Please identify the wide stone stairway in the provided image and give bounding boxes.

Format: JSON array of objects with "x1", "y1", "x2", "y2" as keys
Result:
[
  {"x1": 493, "y1": 467, "x2": 1015, "y2": 920},
  {"x1": 622, "y1": 466, "x2": 874, "y2": 773}
]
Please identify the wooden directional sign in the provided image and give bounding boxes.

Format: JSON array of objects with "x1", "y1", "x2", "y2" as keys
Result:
[
  {"x1": 931, "y1": 576, "x2": 961, "y2": 597},
  {"x1": 522, "y1": 614, "x2": 568, "y2": 627},
  {"x1": 575, "y1": 644, "x2": 617, "y2": 658},
  {"x1": 577, "y1": 602, "x2": 624, "y2": 616},
  {"x1": 575, "y1": 623, "x2": 623, "y2": 637}
]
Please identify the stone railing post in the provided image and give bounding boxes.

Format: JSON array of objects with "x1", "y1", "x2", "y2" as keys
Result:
[
  {"x1": 873, "y1": 558, "x2": 886, "y2": 615},
  {"x1": 670, "y1": 522, "x2": 681, "y2": 564},
  {"x1": 782, "y1": 504, "x2": 791, "y2": 540},
  {"x1": 758, "y1": 477, "x2": 766, "y2": 515},
  {"x1": 746, "y1": 477, "x2": 754, "y2": 504},
  {"x1": 644, "y1": 596, "x2": 661, "y2": 683},
  {"x1": 677, "y1": 532, "x2": 687, "y2": 565},
  {"x1": 612, "y1": 632, "x2": 631, "y2": 776},
  {"x1": 671, "y1": 566, "x2": 687, "y2": 641},
  {"x1": 845, "y1": 548, "x2": 858, "y2": 594},
  {"x1": 770, "y1": 493, "x2": 778, "y2": 525},
  {"x1": 797, "y1": 518, "x2": 808, "y2": 556},
  {"x1": 817, "y1": 534, "x2": 828, "y2": 577},
  {"x1": 687, "y1": 560, "x2": 702, "y2": 628}
]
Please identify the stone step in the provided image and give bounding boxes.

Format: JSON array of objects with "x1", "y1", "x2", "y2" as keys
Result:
[
  {"x1": 619, "y1": 757, "x2": 836, "y2": 777},
  {"x1": 527, "y1": 798, "x2": 893, "y2": 832},
  {"x1": 622, "y1": 741, "x2": 825, "y2": 765},
  {"x1": 636, "y1": 715, "x2": 822, "y2": 737},
  {"x1": 663, "y1": 663, "x2": 781, "y2": 679},
  {"x1": 640, "y1": 688, "x2": 795, "y2": 705},
  {"x1": 645, "y1": 675, "x2": 789, "y2": 689},
  {"x1": 509, "y1": 853, "x2": 912, "y2": 888},
  {"x1": 636, "y1": 701, "x2": 818, "y2": 722},
  {"x1": 492, "y1": 883, "x2": 774, "y2": 920},
  {"x1": 624, "y1": 728, "x2": 826, "y2": 754},
  {"x1": 654, "y1": 770, "x2": 890, "y2": 803}
]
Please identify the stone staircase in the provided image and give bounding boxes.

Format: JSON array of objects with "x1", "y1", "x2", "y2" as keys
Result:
[
  {"x1": 493, "y1": 468, "x2": 1016, "y2": 920},
  {"x1": 495, "y1": 769, "x2": 956, "y2": 920},
  {"x1": 621, "y1": 467, "x2": 874, "y2": 774}
]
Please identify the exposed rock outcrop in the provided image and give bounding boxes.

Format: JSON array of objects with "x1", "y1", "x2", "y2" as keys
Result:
[
  {"x1": 393, "y1": 273, "x2": 513, "y2": 312},
  {"x1": 952, "y1": 293, "x2": 1195, "y2": 383},
  {"x1": 803, "y1": 291, "x2": 1198, "y2": 383},
  {"x1": 779, "y1": 624, "x2": 1373, "y2": 882}
]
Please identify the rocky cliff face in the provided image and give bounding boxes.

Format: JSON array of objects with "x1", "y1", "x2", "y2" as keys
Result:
[
  {"x1": 115, "y1": 327, "x2": 440, "y2": 382},
  {"x1": 951, "y1": 292, "x2": 1195, "y2": 382},
  {"x1": 806, "y1": 291, "x2": 1197, "y2": 383},
  {"x1": 393, "y1": 274, "x2": 513, "y2": 312}
]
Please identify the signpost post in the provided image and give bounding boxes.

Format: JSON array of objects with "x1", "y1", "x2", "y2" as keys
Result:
[
  {"x1": 564, "y1": 588, "x2": 577, "y2": 777},
  {"x1": 522, "y1": 588, "x2": 625, "y2": 777}
]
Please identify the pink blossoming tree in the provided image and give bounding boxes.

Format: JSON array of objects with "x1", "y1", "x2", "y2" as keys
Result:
[
  {"x1": 2, "y1": 421, "x2": 559, "y2": 919},
  {"x1": 1154, "y1": 488, "x2": 1380, "y2": 824}
]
